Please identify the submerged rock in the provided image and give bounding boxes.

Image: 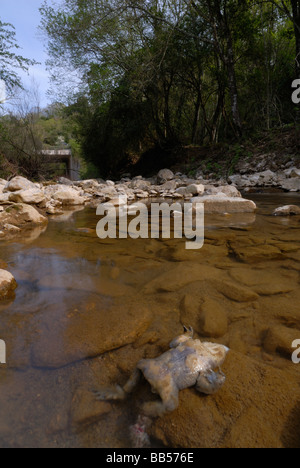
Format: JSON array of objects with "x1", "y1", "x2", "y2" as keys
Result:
[
  {"x1": 180, "y1": 295, "x2": 228, "y2": 337},
  {"x1": 199, "y1": 298, "x2": 228, "y2": 337},
  {"x1": 143, "y1": 263, "x2": 221, "y2": 294},
  {"x1": 263, "y1": 326, "x2": 300, "y2": 358},
  {"x1": 229, "y1": 268, "x2": 296, "y2": 296},
  {"x1": 71, "y1": 388, "x2": 112, "y2": 429},
  {"x1": 212, "y1": 279, "x2": 259, "y2": 302},
  {"x1": 150, "y1": 350, "x2": 300, "y2": 448},
  {"x1": 31, "y1": 300, "x2": 151, "y2": 368}
]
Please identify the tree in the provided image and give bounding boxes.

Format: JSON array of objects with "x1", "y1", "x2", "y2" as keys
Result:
[
  {"x1": 40, "y1": 0, "x2": 298, "y2": 176},
  {"x1": 267, "y1": 0, "x2": 300, "y2": 76},
  {"x1": 0, "y1": 19, "x2": 36, "y2": 94}
]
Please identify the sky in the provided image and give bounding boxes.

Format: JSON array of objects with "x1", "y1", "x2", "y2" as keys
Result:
[{"x1": 1, "y1": 0, "x2": 51, "y2": 108}]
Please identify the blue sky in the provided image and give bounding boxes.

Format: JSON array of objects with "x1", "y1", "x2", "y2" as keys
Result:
[{"x1": 1, "y1": 0, "x2": 51, "y2": 108}]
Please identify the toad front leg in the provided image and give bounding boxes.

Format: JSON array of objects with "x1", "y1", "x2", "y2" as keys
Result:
[{"x1": 196, "y1": 369, "x2": 226, "y2": 395}]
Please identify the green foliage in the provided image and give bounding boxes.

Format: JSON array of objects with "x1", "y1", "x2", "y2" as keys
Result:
[
  {"x1": 36, "y1": 0, "x2": 300, "y2": 176},
  {"x1": 0, "y1": 19, "x2": 37, "y2": 92}
]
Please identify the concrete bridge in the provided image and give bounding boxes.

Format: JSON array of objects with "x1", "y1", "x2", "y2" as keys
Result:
[{"x1": 40, "y1": 149, "x2": 81, "y2": 181}]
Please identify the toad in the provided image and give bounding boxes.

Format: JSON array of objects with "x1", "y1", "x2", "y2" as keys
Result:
[{"x1": 95, "y1": 327, "x2": 229, "y2": 418}]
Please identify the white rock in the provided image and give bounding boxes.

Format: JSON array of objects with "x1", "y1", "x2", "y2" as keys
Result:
[
  {"x1": 283, "y1": 167, "x2": 300, "y2": 178},
  {"x1": 0, "y1": 203, "x2": 48, "y2": 227},
  {"x1": 175, "y1": 187, "x2": 193, "y2": 197},
  {"x1": 0, "y1": 193, "x2": 10, "y2": 202},
  {"x1": 273, "y1": 205, "x2": 300, "y2": 216},
  {"x1": 186, "y1": 184, "x2": 205, "y2": 196},
  {"x1": 192, "y1": 195, "x2": 257, "y2": 214},
  {"x1": 217, "y1": 185, "x2": 242, "y2": 198},
  {"x1": 4, "y1": 223, "x2": 21, "y2": 233},
  {"x1": 0, "y1": 269, "x2": 17, "y2": 299},
  {"x1": 157, "y1": 169, "x2": 175, "y2": 184},
  {"x1": 9, "y1": 188, "x2": 45, "y2": 205},
  {"x1": 4, "y1": 176, "x2": 37, "y2": 193},
  {"x1": 53, "y1": 188, "x2": 86, "y2": 205}
]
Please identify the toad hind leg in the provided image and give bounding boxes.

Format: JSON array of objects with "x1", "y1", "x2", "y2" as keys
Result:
[
  {"x1": 94, "y1": 368, "x2": 142, "y2": 401},
  {"x1": 142, "y1": 380, "x2": 179, "y2": 418},
  {"x1": 196, "y1": 369, "x2": 226, "y2": 395}
]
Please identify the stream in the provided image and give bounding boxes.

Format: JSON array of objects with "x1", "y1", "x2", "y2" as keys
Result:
[{"x1": 0, "y1": 194, "x2": 299, "y2": 448}]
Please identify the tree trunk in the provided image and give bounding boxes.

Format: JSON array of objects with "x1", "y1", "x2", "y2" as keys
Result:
[
  {"x1": 225, "y1": 15, "x2": 243, "y2": 138},
  {"x1": 192, "y1": 89, "x2": 202, "y2": 144},
  {"x1": 291, "y1": 0, "x2": 300, "y2": 77},
  {"x1": 205, "y1": 0, "x2": 242, "y2": 138}
]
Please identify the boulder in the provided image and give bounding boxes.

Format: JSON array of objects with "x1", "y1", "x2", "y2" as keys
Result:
[
  {"x1": 57, "y1": 177, "x2": 73, "y2": 186},
  {"x1": 45, "y1": 201, "x2": 63, "y2": 215},
  {"x1": 192, "y1": 195, "x2": 256, "y2": 214},
  {"x1": 0, "y1": 269, "x2": 17, "y2": 300},
  {"x1": 4, "y1": 176, "x2": 37, "y2": 193},
  {"x1": 273, "y1": 205, "x2": 300, "y2": 216},
  {"x1": 217, "y1": 185, "x2": 242, "y2": 198},
  {"x1": 186, "y1": 184, "x2": 205, "y2": 196},
  {"x1": 129, "y1": 179, "x2": 151, "y2": 191},
  {"x1": 175, "y1": 187, "x2": 193, "y2": 198},
  {"x1": 161, "y1": 180, "x2": 177, "y2": 192},
  {"x1": 157, "y1": 169, "x2": 175, "y2": 184},
  {"x1": 75, "y1": 179, "x2": 100, "y2": 190},
  {"x1": 53, "y1": 188, "x2": 86, "y2": 206},
  {"x1": 9, "y1": 188, "x2": 45, "y2": 205},
  {"x1": 0, "y1": 204, "x2": 48, "y2": 228}
]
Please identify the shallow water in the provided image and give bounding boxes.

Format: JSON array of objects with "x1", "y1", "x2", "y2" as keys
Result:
[{"x1": 0, "y1": 194, "x2": 299, "y2": 447}]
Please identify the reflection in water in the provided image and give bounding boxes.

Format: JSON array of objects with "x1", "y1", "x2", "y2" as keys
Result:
[{"x1": 0, "y1": 195, "x2": 299, "y2": 447}]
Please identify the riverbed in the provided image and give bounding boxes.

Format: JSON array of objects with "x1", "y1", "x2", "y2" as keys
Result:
[{"x1": 0, "y1": 194, "x2": 299, "y2": 448}]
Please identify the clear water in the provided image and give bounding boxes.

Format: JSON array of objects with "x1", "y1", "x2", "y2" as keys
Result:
[{"x1": 0, "y1": 194, "x2": 299, "y2": 447}]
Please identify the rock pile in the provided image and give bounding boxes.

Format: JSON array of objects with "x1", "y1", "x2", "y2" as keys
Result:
[
  {"x1": 229, "y1": 167, "x2": 300, "y2": 192},
  {"x1": 0, "y1": 171, "x2": 258, "y2": 240}
]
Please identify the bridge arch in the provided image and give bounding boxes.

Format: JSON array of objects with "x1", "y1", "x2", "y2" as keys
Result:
[{"x1": 40, "y1": 149, "x2": 81, "y2": 181}]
